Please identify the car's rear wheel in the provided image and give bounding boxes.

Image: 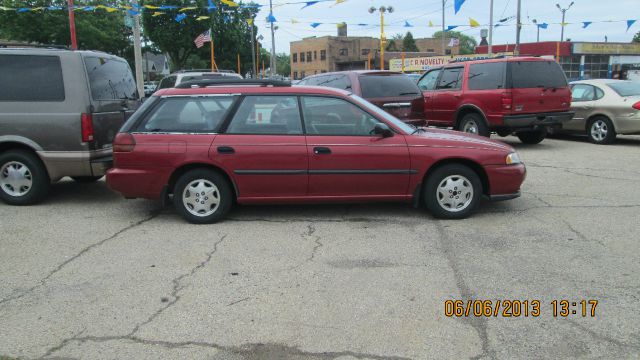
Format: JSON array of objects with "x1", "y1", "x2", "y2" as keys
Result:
[
  {"x1": 516, "y1": 128, "x2": 547, "y2": 144},
  {"x1": 424, "y1": 164, "x2": 482, "y2": 219},
  {"x1": 0, "y1": 150, "x2": 50, "y2": 205},
  {"x1": 587, "y1": 116, "x2": 616, "y2": 145},
  {"x1": 173, "y1": 169, "x2": 232, "y2": 224},
  {"x1": 458, "y1": 113, "x2": 490, "y2": 137},
  {"x1": 71, "y1": 176, "x2": 103, "y2": 183}
]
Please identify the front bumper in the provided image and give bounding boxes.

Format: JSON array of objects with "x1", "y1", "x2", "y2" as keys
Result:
[
  {"x1": 484, "y1": 163, "x2": 526, "y2": 199},
  {"x1": 503, "y1": 111, "x2": 574, "y2": 129},
  {"x1": 486, "y1": 191, "x2": 521, "y2": 201}
]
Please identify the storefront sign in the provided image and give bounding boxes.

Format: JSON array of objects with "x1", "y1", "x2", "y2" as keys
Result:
[
  {"x1": 389, "y1": 53, "x2": 513, "y2": 72},
  {"x1": 573, "y1": 42, "x2": 640, "y2": 55}
]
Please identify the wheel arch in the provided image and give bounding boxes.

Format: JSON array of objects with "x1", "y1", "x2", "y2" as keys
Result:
[
  {"x1": 0, "y1": 140, "x2": 50, "y2": 178},
  {"x1": 585, "y1": 113, "x2": 615, "y2": 132},
  {"x1": 167, "y1": 163, "x2": 238, "y2": 199},
  {"x1": 454, "y1": 104, "x2": 488, "y2": 129},
  {"x1": 420, "y1": 158, "x2": 490, "y2": 201}
]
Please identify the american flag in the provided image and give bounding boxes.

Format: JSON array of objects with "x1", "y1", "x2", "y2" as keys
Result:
[{"x1": 194, "y1": 29, "x2": 211, "y2": 48}]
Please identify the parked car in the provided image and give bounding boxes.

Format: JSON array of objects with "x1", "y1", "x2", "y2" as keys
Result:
[
  {"x1": 297, "y1": 71, "x2": 425, "y2": 126},
  {"x1": 0, "y1": 48, "x2": 139, "y2": 205},
  {"x1": 156, "y1": 70, "x2": 242, "y2": 90},
  {"x1": 417, "y1": 57, "x2": 574, "y2": 144},
  {"x1": 561, "y1": 80, "x2": 640, "y2": 144},
  {"x1": 405, "y1": 73, "x2": 422, "y2": 83},
  {"x1": 106, "y1": 79, "x2": 526, "y2": 224},
  {"x1": 143, "y1": 82, "x2": 157, "y2": 97}
]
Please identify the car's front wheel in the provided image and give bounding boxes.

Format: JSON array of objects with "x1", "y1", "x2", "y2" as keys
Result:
[
  {"x1": 0, "y1": 150, "x2": 50, "y2": 205},
  {"x1": 458, "y1": 113, "x2": 490, "y2": 137},
  {"x1": 173, "y1": 169, "x2": 232, "y2": 224},
  {"x1": 587, "y1": 116, "x2": 616, "y2": 145},
  {"x1": 516, "y1": 128, "x2": 547, "y2": 144},
  {"x1": 424, "y1": 164, "x2": 482, "y2": 219}
]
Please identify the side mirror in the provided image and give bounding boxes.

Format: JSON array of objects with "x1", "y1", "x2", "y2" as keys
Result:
[{"x1": 373, "y1": 123, "x2": 393, "y2": 137}]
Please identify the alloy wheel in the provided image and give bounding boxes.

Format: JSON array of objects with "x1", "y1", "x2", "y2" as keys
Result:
[
  {"x1": 182, "y1": 179, "x2": 220, "y2": 217},
  {"x1": 436, "y1": 175, "x2": 474, "y2": 212}
]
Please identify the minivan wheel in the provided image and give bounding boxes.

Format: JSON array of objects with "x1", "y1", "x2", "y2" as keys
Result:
[
  {"x1": 516, "y1": 128, "x2": 547, "y2": 144},
  {"x1": 424, "y1": 164, "x2": 482, "y2": 219},
  {"x1": 173, "y1": 169, "x2": 232, "y2": 224},
  {"x1": 71, "y1": 176, "x2": 103, "y2": 183},
  {"x1": 0, "y1": 150, "x2": 50, "y2": 205},
  {"x1": 588, "y1": 116, "x2": 616, "y2": 145},
  {"x1": 458, "y1": 113, "x2": 489, "y2": 137}
]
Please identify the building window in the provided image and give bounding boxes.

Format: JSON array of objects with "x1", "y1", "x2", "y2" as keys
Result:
[
  {"x1": 314, "y1": 51, "x2": 317, "y2": 60},
  {"x1": 300, "y1": 52, "x2": 305, "y2": 62},
  {"x1": 321, "y1": 70, "x2": 327, "y2": 73},
  {"x1": 320, "y1": 50, "x2": 326, "y2": 60},
  {"x1": 292, "y1": 53, "x2": 297, "y2": 63},
  {"x1": 339, "y1": 48, "x2": 348, "y2": 56},
  {"x1": 361, "y1": 49, "x2": 370, "y2": 56},
  {"x1": 307, "y1": 51, "x2": 312, "y2": 62},
  {"x1": 427, "y1": 48, "x2": 435, "y2": 52},
  {"x1": 293, "y1": 71, "x2": 298, "y2": 80},
  {"x1": 445, "y1": 49, "x2": 451, "y2": 55},
  {"x1": 301, "y1": 71, "x2": 305, "y2": 78}
]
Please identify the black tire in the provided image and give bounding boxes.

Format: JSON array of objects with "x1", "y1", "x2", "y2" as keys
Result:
[
  {"x1": 71, "y1": 176, "x2": 103, "y2": 183},
  {"x1": 458, "y1": 113, "x2": 490, "y2": 137},
  {"x1": 495, "y1": 128, "x2": 512, "y2": 137},
  {"x1": 587, "y1": 116, "x2": 616, "y2": 145},
  {"x1": 516, "y1": 128, "x2": 547, "y2": 144},
  {"x1": 424, "y1": 164, "x2": 482, "y2": 219},
  {"x1": 173, "y1": 169, "x2": 232, "y2": 224},
  {"x1": 0, "y1": 150, "x2": 50, "y2": 205}
]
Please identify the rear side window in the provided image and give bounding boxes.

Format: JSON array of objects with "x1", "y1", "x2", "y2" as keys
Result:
[
  {"x1": 226, "y1": 96, "x2": 302, "y2": 135},
  {"x1": 359, "y1": 74, "x2": 421, "y2": 97},
  {"x1": 301, "y1": 96, "x2": 382, "y2": 136},
  {"x1": 158, "y1": 76, "x2": 177, "y2": 89},
  {"x1": 607, "y1": 82, "x2": 640, "y2": 97},
  {"x1": 436, "y1": 68, "x2": 463, "y2": 90},
  {"x1": 509, "y1": 61, "x2": 567, "y2": 89},
  {"x1": 571, "y1": 84, "x2": 595, "y2": 102},
  {"x1": 0, "y1": 55, "x2": 65, "y2": 101},
  {"x1": 138, "y1": 96, "x2": 235, "y2": 132},
  {"x1": 84, "y1": 57, "x2": 138, "y2": 100},
  {"x1": 468, "y1": 62, "x2": 506, "y2": 90}
]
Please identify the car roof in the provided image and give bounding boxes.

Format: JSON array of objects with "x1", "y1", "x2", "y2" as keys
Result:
[
  {"x1": 303, "y1": 70, "x2": 403, "y2": 79},
  {"x1": 156, "y1": 85, "x2": 352, "y2": 97},
  {"x1": 570, "y1": 79, "x2": 629, "y2": 86}
]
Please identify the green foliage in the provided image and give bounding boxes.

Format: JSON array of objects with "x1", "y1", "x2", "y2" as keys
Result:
[
  {"x1": 0, "y1": 0, "x2": 131, "y2": 58},
  {"x1": 141, "y1": 0, "x2": 259, "y2": 73},
  {"x1": 386, "y1": 39, "x2": 399, "y2": 52},
  {"x1": 634, "y1": 30, "x2": 640, "y2": 43},
  {"x1": 276, "y1": 53, "x2": 290, "y2": 76},
  {"x1": 431, "y1": 30, "x2": 478, "y2": 55},
  {"x1": 403, "y1": 31, "x2": 419, "y2": 52}
]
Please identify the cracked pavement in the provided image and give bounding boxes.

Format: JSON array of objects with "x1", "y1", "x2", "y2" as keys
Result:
[{"x1": 1, "y1": 135, "x2": 640, "y2": 359}]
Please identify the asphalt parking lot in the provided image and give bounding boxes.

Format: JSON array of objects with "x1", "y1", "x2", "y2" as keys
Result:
[{"x1": 1, "y1": 134, "x2": 639, "y2": 360}]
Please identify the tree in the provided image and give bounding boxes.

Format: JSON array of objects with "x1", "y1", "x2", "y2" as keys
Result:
[
  {"x1": 633, "y1": 30, "x2": 640, "y2": 43},
  {"x1": 403, "y1": 31, "x2": 419, "y2": 52},
  {"x1": 0, "y1": 0, "x2": 132, "y2": 58},
  {"x1": 276, "y1": 53, "x2": 290, "y2": 76},
  {"x1": 142, "y1": 0, "x2": 260, "y2": 72},
  {"x1": 385, "y1": 39, "x2": 399, "y2": 52},
  {"x1": 431, "y1": 30, "x2": 478, "y2": 55}
]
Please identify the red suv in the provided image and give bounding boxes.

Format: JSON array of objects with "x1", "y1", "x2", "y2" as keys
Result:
[
  {"x1": 106, "y1": 79, "x2": 526, "y2": 224},
  {"x1": 417, "y1": 57, "x2": 574, "y2": 144},
  {"x1": 297, "y1": 70, "x2": 425, "y2": 126}
]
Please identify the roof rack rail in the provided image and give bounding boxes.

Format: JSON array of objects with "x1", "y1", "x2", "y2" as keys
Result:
[
  {"x1": 176, "y1": 79, "x2": 291, "y2": 88},
  {"x1": 0, "y1": 43, "x2": 69, "y2": 49},
  {"x1": 175, "y1": 69, "x2": 237, "y2": 74}
]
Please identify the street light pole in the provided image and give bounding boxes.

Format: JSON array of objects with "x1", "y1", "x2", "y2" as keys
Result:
[
  {"x1": 369, "y1": 6, "x2": 393, "y2": 70},
  {"x1": 441, "y1": 0, "x2": 445, "y2": 55},
  {"x1": 488, "y1": 0, "x2": 493, "y2": 55},
  {"x1": 532, "y1": 19, "x2": 540, "y2": 42},
  {"x1": 250, "y1": 18, "x2": 256, "y2": 78},
  {"x1": 556, "y1": 2, "x2": 574, "y2": 42},
  {"x1": 514, "y1": 0, "x2": 521, "y2": 55},
  {"x1": 269, "y1": 0, "x2": 276, "y2": 77}
]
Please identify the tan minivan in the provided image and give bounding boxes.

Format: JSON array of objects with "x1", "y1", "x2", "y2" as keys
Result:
[{"x1": 0, "y1": 48, "x2": 139, "y2": 205}]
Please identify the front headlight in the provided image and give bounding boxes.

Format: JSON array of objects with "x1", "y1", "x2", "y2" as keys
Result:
[{"x1": 506, "y1": 152, "x2": 522, "y2": 165}]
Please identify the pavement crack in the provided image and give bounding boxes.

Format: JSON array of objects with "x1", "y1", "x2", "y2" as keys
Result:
[
  {"x1": 128, "y1": 234, "x2": 228, "y2": 336},
  {"x1": 565, "y1": 319, "x2": 640, "y2": 350},
  {"x1": 435, "y1": 222, "x2": 496, "y2": 360},
  {"x1": 0, "y1": 210, "x2": 161, "y2": 308},
  {"x1": 305, "y1": 224, "x2": 323, "y2": 262},
  {"x1": 561, "y1": 219, "x2": 606, "y2": 247}
]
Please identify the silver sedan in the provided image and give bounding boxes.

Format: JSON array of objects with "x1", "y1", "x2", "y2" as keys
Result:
[{"x1": 564, "y1": 79, "x2": 640, "y2": 144}]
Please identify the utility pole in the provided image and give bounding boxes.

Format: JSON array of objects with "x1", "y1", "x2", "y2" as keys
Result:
[
  {"x1": 66, "y1": 0, "x2": 77, "y2": 50},
  {"x1": 514, "y1": 0, "x2": 521, "y2": 55},
  {"x1": 131, "y1": 0, "x2": 144, "y2": 98},
  {"x1": 368, "y1": 6, "x2": 393, "y2": 70},
  {"x1": 488, "y1": 0, "x2": 493, "y2": 55},
  {"x1": 532, "y1": 19, "x2": 540, "y2": 42},
  {"x1": 556, "y1": 2, "x2": 574, "y2": 42},
  {"x1": 441, "y1": 0, "x2": 446, "y2": 55},
  {"x1": 250, "y1": 18, "x2": 256, "y2": 78},
  {"x1": 269, "y1": 0, "x2": 276, "y2": 78}
]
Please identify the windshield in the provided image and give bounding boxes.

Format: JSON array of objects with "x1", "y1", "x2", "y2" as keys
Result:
[
  {"x1": 607, "y1": 81, "x2": 640, "y2": 97},
  {"x1": 349, "y1": 94, "x2": 416, "y2": 134}
]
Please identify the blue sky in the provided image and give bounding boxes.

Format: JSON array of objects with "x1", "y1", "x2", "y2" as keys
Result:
[{"x1": 250, "y1": 0, "x2": 640, "y2": 54}]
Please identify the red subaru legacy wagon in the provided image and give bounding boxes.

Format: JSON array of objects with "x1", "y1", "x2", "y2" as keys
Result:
[{"x1": 106, "y1": 79, "x2": 526, "y2": 224}]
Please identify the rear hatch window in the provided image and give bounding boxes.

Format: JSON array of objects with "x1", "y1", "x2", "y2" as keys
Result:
[
  {"x1": 85, "y1": 57, "x2": 138, "y2": 100},
  {"x1": 508, "y1": 60, "x2": 568, "y2": 89},
  {"x1": 359, "y1": 74, "x2": 421, "y2": 98}
]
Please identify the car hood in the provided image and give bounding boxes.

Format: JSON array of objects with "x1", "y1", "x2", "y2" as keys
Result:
[{"x1": 409, "y1": 128, "x2": 513, "y2": 152}]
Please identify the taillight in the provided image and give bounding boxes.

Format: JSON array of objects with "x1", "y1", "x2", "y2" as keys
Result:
[
  {"x1": 633, "y1": 101, "x2": 640, "y2": 111},
  {"x1": 501, "y1": 91, "x2": 513, "y2": 111},
  {"x1": 113, "y1": 133, "x2": 136, "y2": 152},
  {"x1": 81, "y1": 113, "x2": 94, "y2": 142}
]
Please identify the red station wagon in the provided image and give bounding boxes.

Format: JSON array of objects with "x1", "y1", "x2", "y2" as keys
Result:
[{"x1": 106, "y1": 79, "x2": 526, "y2": 224}]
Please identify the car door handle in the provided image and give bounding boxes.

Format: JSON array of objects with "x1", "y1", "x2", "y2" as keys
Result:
[
  {"x1": 217, "y1": 146, "x2": 235, "y2": 154},
  {"x1": 313, "y1": 147, "x2": 331, "y2": 155}
]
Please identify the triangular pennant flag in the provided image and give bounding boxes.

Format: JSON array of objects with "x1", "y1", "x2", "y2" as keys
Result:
[
  {"x1": 105, "y1": 6, "x2": 117, "y2": 12},
  {"x1": 175, "y1": 13, "x2": 187, "y2": 22},
  {"x1": 357, "y1": 23, "x2": 368, "y2": 26},
  {"x1": 310, "y1": 22, "x2": 321, "y2": 28},
  {"x1": 127, "y1": 9, "x2": 139, "y2": 15},
  {"x1": 560, "y1": 22, "x2": 568, "y2": 27},
  {"x1": 196, "y1": 16, "x2": 210, "y2": 21},
  {"x1": 221, "y1": 0, "x2": 240, "y2": 7},
  {"x1": 404, "y1": 21, "x2": 413, "y2": 27},
  {"x1": 454, "y1": 0, "x2": 465, "y2": 14},
  {"x1": 207, "y1": 0, "x2": 216, "y2": 11},
  {"x1": 538, "y1": 22, "x2": 548, "y2": 29},
  {"x1": 330, "y1": 0, "x2": 346, "y2": 7},
  {"x1": 626, "y1": 19, "x2": 636, "y2": 32},
  {"x1": 17, "y1": 7, "x2": 30, "y2": 12},
  {"x1": 266, "y1": 13, "x2": 276, "y2": 23},
  {"x1": 291, "y1": 18, "x2": 299, "y2": 24},
  {"x1": 179, "y1": 6, "x2": 196, "y2": 11},
  {"x1": 582, "y1": 21, "x2": 591, "y2": 28},
  {"x1": 428, "y1": 20, "x2": 434, "y2": 27},
  {"x1": 301, "y1": 1, "x2": 319, "y2": 9},
  {"x1": 446, "y1": 25, "x2": 458, "y2": 31},
  {"x1": 247, "y1": 18, "x2": 254, "y2": 25},
  {"x1": 144, "y1": 5, "x2": 159, "y2": 9},
  {"x1": 152, "y1": 11, "x2": 164, "y2": 16},
  {"x1": 159, "y1": 5, "x2": 178, "y2": 10},
  {"x1": 469, "y1": 17, "x2": 479, "y2": 27},
  {"x1": 120, "y1": 5, "x2": 132, "y2": 10},
  {"x1": 83, "y1": 6, "x2": 95, "y2": 11}
]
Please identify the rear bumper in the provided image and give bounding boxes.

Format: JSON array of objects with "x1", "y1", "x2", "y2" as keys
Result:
[
  {"x1": 503, "y1": 111, "x2": 574, "y2": 129},
  {"x1": 90, "y1": 156, "x2": 112, "y2": 176},
  {"x1": 38, "y1": 148, "x2": 113, "y2": 181},
  {"x1": 106, "y1": 167, "x2": 168, "y2": 199}
]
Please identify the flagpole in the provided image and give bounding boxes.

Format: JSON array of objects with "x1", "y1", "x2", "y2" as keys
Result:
[
  {"x1": 210, "y1": 28, "x2": 217, "y2": 71},
  {"x1": 67, "y1": 0, "x2": 78, "y2": 50}
]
